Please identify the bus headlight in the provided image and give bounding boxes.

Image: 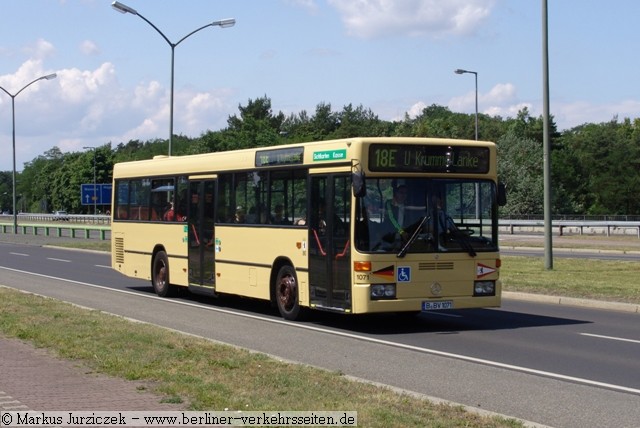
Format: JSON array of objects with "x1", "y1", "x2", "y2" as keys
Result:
[
  {"x1": 474, "y1": 281, "x2": 495, "y2": 296},
  {"x1": 371, "y1": 284, "x2": 396, "y2": 300}
]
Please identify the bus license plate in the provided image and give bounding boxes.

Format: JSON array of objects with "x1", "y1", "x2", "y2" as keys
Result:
[{"x1": 422, "y1": 300, "x2": 453, "y2": 311}]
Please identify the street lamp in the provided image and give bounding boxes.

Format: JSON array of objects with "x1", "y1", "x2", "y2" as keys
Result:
[
  {"x1": 454, "y1": 68, "x2": 478, "y2": 140},
  {"x1": 455, "y1": 69, "x2": 481, "y2": 220},
  {"x1": 83, "y1": 146, "x2": 97, "y2": 215},
  {"x1": 0, "y1": 73, "x2": 57, "y2": 234},
  {"x1": 112, "y1": 1, "x2": 235, "y2": 156}
]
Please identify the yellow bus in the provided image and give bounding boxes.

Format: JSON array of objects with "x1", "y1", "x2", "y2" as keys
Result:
[{"x1": 111, "y1": 137, "x2": 506, "y2": 320}]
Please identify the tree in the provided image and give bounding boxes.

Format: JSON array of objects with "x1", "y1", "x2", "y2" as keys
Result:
[
  {"x1": 19, "y1": 147, "x2": 64, "y2": 213},
  {"x1": 220, "y1": 96, "x2": 285, "y2": 150},
  {"x1": 0, "y1": 171, "x2": 12, "y2": 212},
  {"x1": 8, "y1": 97, "x2": 640, "y2": 216},
  {"x1": 497, "y1": 130, "x2": 544, "y2": 215}
]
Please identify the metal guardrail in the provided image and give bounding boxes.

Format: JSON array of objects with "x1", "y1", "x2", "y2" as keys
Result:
[
  {"x1": 0, "y1": 213, "x2": 111, "y2": 225},
  {"x1": 1, "y1": 215, "x2": 638, "y2": 239},
  {"x1": 0, "y1": 223, "x2": 110, "y2": 240},
  {"x1": 499, "y1": 219, "x2": 640, "y2": 238},
  {"x1": 502, "y1": 214, "x2": 640, "y2": 222}
]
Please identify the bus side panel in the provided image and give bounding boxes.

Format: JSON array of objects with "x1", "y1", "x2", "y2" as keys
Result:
[
  {"x1": 213, "y1": 227, "x2": 309, "y2": 302},
  {"x1": 111, "y1": 223, "x2": 189, "y2": 286}
]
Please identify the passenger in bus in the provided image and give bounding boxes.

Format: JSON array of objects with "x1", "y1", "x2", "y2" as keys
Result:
[
  {"x1": 176, "y1": 190, "x2": 188, "y2": 221},
  {"x1": 272, "y1": 204, "x2": 292, "y2": 225},
  {"x1": 316, "y1": 204, "x2": 328, "y2": 234},
  {"x1": 234, "y1": 206, "x2": 246, "y2": 223},
  {"x1": 315, "y1": 202, "x2": 346, "y2": 236},
  {"x1": 163, "y1": 202, "x2": 176, "y2": 221}
]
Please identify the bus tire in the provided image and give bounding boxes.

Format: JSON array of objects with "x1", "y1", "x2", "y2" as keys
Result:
[
  {"x1": 152, "y1": 251, "x2": 174, "y2": 297},
  {"x1": 275, "y1": 265, "x2": 300, "y2": 320}
]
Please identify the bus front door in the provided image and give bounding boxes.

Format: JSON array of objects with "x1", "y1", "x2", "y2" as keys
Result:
[
  {"x1": 188, "y1": 180, "x2": 216, "y2": 294},
  {"x1": 308, "y1": 175, "x2": 352, "y2": 312}
]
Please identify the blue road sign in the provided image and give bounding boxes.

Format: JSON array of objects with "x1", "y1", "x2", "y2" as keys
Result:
[{"x1": 81, "y1": 183, "x2": 112, "y2": 205}]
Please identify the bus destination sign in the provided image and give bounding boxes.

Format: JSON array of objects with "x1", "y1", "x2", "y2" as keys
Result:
[
  {"x1": 368, "y1": 144, "x2": 490, "y2": 173},
  {"x1": 255, "y1": 147, "x2": 304, "y2": 167}
]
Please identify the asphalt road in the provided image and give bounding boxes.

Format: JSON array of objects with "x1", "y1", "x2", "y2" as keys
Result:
[{"x1": 0, "y1": 242, "x2": 639, "y2": 428}]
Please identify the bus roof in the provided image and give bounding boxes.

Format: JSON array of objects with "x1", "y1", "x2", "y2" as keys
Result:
[{"x1": 113, "y1": 137, "x2": 496, "y2": 178}]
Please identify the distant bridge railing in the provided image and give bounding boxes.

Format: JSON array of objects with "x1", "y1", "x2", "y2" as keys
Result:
[{"x1": 499, "y1": 219, "x2": 640, "y2": 238}]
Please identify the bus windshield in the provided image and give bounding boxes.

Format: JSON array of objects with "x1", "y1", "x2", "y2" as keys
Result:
[{"x1": 354, "y1": 178, "x2": 499, "y2": 256}]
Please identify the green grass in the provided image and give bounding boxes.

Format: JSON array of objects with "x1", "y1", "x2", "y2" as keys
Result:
[
  {"x1": 502, "y1": 234, "x2": 640, "y2": 253},
  {"x1": 0, "y1": 288, "x2": 522, "y2": 428},
  {"x1": 501, "y1": 256, "x2": 640, "y2": 304}
]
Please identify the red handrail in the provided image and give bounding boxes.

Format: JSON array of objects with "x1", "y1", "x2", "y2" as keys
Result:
[{"x1": 312, "y1": 229, "x2": 327, "y2": 256}]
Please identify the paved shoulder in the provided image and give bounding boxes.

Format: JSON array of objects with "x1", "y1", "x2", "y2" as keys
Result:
[{"x1": 0, "y1": 337, "x2": 184, "y2": 411}]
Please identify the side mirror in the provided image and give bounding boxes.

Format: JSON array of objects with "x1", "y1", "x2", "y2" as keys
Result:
[
  {"x1": 497, "y1": 183, "x2": 507, "y2": 207},
  {"x1": 352, "y1": 170, "x2": 366, "y2": 198}
]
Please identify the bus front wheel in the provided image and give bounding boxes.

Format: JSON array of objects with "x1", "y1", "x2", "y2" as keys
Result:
[
  {"x1": 275, "y1": 265, "x2": 300, "y2": 320},
  {"x1": 152, "y1": 251, "x2": 174, "y2": 297}
]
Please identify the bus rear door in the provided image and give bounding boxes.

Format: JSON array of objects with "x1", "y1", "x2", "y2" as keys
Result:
[{"x1": 188, "y1": 179, "x2": 216, "y2": 295}]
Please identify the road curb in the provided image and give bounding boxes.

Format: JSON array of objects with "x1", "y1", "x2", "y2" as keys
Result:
[
  {"x1": 502, "y1": 245, "x2": 640, "y2": 255},
  {"x1": 503, "y1": 291, "x2": 640, "y2": 314}
]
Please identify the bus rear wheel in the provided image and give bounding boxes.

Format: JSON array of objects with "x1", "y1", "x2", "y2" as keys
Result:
[
  {"x1": 152, "y1": 251, "x2": 174, "y2": 297},
  {"x1": 275, "y1": 265, "x2": 300, "y2": 320}
]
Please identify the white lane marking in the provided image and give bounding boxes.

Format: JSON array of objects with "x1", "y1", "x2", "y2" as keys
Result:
[
  {"x1": 46, "y1": 258, "x2": 71, "y2": 263},
  {"x1": 95, "y1": 264, "x2": 112, "y2": 269},
  {"x1": 1, "y1": 265, "x2": 639, "y2": 396},
  {"x1": 580, "y1": 333, "x2": 640, "y2": 344},
  {"x1": 9, "y1": 252, "x2": 29, "y2": 257}
]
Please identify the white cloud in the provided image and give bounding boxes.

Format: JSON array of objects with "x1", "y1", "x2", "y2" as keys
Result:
[
  {"x1": 553, "y1": 99, "x2": 640, "y2": 130},
  {"x1": 405, "y1": 101, "x2": 427, "y2": 119},
  {"x1": 57, "y1": 62, "x2": 118, "y2": 103},
  {"x1": 132, "y1": 80, "x2": 165, "y2": 110},
  {"x1": 24, "y1": 38, "x2": 55, "y2": 59},
  {"x1": 0, "y1": 59, "x2": 55, "y2": 97},
  {"x1": 80, "y1": 40, "x2": 100, "y2": 56},
  {"x1": 180, "y1": 88, "x2": 234, "y2": 133},
  {"x1": 327, "y1": 0, "x2": 495, "y2": 39},
  {"x1": 449, "y1": 82, "x2": 522, "y2": 116}
]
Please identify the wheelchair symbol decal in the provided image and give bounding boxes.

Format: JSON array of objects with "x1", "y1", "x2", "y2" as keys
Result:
[{"x1": 397, "y1": 266, "x2": 411, "y2": 282}]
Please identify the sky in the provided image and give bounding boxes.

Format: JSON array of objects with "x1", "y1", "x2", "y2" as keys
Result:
[{"x1": 1, "y1": 0, "x2": 640, "y2": 172}]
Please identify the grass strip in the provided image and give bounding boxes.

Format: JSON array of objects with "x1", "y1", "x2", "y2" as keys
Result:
[
  {"x1": 501, "y1": 256, "x2": 640, "y2": 304},
  {"x1": 0, "y1": 288, "x2": 522, "y2": 428}
]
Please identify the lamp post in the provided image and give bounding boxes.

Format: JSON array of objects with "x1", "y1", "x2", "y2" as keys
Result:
[
  {"x1": 0, "y1": 73, "x2": 57, "y2": 234},
  {"x1": 83, "y1": 146, "x2": 97, "y2": 215},
  {"x1": 112, "y1": 1, "x2": 235, "y2": 156},
  {"x1": 542, "y1": 0, "x2": 553, "y2": 269},
  {"x1": 454, "y1": 68, "x2": 478, "y2": 140},
  {"x1": 455, "y1": 69, "x2": 481, "y2": 219}
]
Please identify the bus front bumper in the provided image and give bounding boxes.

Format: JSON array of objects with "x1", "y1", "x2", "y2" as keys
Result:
[{"x1": 351, "y1": 284, "x2": 501, "y2": 314}]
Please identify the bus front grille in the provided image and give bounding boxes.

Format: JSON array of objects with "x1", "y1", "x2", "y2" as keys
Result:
[{"x1": 419, "y1": 262, "x2": 454, "y2": 270}]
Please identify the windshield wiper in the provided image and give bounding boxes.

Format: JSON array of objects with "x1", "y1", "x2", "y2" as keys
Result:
[
  {"x1": 450, "y1": 229, "x2": 477, "y2": 257},
  {"x1": 397, "y1": 216, "x2": 429, "y2": 258}
]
